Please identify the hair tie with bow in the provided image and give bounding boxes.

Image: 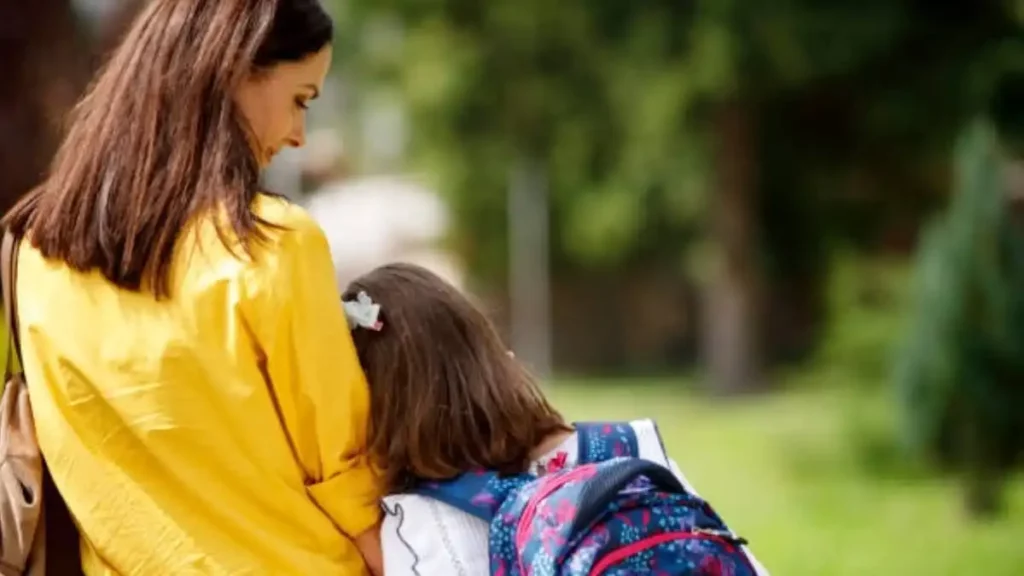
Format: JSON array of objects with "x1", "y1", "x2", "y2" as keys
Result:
[{"x1": 343, "y1": 291, "x2": 383, "y2": 331}]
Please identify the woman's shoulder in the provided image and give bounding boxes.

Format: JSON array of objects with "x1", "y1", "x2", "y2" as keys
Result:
[
  {"x1": 244, "y1": 193, "x2": 333, "y2": 269},
  {"x1": 235, "y1": 194, "x2": 334, "y2": 302},
  {"x1": 252, "y1": 193, "x2": 323, "y2": 237}
]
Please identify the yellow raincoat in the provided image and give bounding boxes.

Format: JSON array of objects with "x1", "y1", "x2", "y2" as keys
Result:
[{"x1": 13, "y1": 195, "x2": 378, "y2": 575}]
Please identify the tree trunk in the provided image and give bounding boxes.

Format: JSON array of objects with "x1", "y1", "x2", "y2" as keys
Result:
[
  {"x1": 703, "y1": 98, "x2": 765, "y2": 394},
  {"x1": 508, "y1": 158, "x2": 552, "y2": 379},
  {"x1": 959, "y1": 385, "x2": 1004, "y2": 519},
  {"x1": 0, "y1": 1, "x2": 94, "y2": 214}
]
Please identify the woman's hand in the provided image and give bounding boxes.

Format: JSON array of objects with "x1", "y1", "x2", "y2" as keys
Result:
[{"x1": 354, "y1": 524, "x2": 384, "y2": 576}]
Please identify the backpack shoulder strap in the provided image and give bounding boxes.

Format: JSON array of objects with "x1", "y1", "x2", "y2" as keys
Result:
[
  {"x1": 1, "y1": 230, "x2": 23, "y2": 381},
  {"x1": 410, "y1": 470, "x2": 532, "y2": 522},
  {"x1": 569, "y1": 458, "x2": 686, "y2": 537},
  {"x1": 573, "y1": 421, "x2": 640, "y2": 464}
]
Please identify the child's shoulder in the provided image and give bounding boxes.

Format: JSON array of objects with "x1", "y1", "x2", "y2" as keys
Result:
[
  {"x1": 381, "y1": 492, "x2": 491, "y2": 575},
  {"x1": 529, "y1": 431, "x2": 578, "y2": 476}
]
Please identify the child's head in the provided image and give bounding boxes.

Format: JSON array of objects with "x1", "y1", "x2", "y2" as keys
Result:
[{"x1": 343, "y1": 263, "x2": 568, "y2": 494}]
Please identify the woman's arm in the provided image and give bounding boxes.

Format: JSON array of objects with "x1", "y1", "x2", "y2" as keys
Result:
[
  {"x1": 354, "y1": 524, "x2": 384, "y2": 576},
  {"x1": 242, "y1": 204, "x2": 381, "y2": 543}
]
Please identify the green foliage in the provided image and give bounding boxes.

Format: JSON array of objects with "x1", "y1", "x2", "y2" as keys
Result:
[
  {"x1": 896, "y1": 119, "x2": 1024, "y2": 514},
  {"x1": 333, "y1": 0, "x2": 938, "y2": 287},
  {"x1": 814, "y1": 254, "x2": 913, "y2": 385},
  {"x1": 550, "y1": 380, "x2": 1024, "y2": 575}
]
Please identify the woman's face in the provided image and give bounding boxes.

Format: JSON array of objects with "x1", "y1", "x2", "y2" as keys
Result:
[{"x1": 235, "y1": 45, "x2": 332, "y2": 168}]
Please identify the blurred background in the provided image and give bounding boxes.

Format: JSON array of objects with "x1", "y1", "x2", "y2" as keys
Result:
[{"x1": 5, "y1": 0, "x2": 1024, "y2": 573}]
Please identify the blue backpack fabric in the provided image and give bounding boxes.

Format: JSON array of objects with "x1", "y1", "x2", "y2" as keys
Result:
[{"x1": 413, "y1": 421, "x2": 758, "y2": 576}]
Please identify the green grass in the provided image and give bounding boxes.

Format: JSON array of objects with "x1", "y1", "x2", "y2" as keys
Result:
[{"x1": 548, "y1": 379, "x2": 1024, "y2": 576}]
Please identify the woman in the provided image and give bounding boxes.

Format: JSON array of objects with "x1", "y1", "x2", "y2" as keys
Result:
[{"x1": 2, "y1": 1, "x2": 381, "y2": 574}]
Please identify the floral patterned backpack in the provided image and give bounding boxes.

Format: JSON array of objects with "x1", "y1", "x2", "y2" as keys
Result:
[{"x1": 414, "y1": 421, "x2": 761, "y2": 576}]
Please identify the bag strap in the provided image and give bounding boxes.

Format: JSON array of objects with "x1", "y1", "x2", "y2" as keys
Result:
[
  {"x1": 1, "y1": 230, "x2": 23, "y2": 381},
  {"x1": 569, "y1": 459, "x2": 685, "y2": 537},
  {"x1": 573, "y1": 421, "x2": 641, "y2": 464},
  {"x1": 410, "y1": 470, "x2": 532, "y2": 522},
  {"x1": 0, "y1": 230, "x2": 85, "y2": 575}
]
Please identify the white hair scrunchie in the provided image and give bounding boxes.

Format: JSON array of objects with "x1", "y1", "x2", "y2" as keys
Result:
[{"x1": 343, "y1": 291, "x2": 383, "y2": 331}]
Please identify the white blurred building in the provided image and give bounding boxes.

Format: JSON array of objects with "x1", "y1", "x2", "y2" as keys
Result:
[{"x1": 302, "y1": 174, "x2": 464, "y2": 290}]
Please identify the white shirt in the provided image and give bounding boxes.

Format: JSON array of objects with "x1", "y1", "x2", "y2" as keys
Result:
[{"x1": 380, "y1": 420, "x2": 768, "y2": 575}]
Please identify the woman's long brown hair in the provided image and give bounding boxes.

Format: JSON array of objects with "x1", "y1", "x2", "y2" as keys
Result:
[{"x1": 2, "y1": 0, "x2": 332, "y2": 298}]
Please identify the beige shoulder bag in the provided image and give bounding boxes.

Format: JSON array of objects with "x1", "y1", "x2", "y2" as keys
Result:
[
  {"x1": 0, "y1": 230, "x2": 44, "y2": 575},
  {"x1": 0, "y1": 231, "x2": 83, "y2": 575}
]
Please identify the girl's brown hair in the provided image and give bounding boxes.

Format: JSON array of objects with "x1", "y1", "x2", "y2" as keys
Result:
[
  {"x1": 2, "y1": 0, "x2": 332, "y2": 298},
  {"x1": 344, "y1": 263, "x2": 570, "y2": 494}
]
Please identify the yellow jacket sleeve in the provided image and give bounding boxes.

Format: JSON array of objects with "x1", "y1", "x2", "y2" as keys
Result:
[{"x1": 243, "y1": 211, "x2": 381, "y2": 538}]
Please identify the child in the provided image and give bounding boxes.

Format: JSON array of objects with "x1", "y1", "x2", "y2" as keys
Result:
[{"x1": 342, "y1": 263, "x2": 767, "y2": 575}]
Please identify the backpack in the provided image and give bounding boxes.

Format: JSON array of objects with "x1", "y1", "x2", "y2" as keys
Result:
[
  {"x1": 414, "y1": 420, "x2": 762, "y2": 576},
  {"x1": 0, "y1": 231, "x2": 83, "y2": 575}
]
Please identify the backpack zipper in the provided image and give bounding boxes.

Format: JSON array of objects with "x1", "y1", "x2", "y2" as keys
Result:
[{"x1": 588, "y1": 530, "x2": 741, "y2": 576}]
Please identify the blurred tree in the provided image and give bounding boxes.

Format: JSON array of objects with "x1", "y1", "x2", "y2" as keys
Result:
[
  {"x1": 692, "y1": 1, "x2": 1018, "y2": 391},
  {"x1": 0, "y1": 0, "x2": 91, "y2": 215},
  {"x1": 0, "y1": 0, "x2": 141, "y2": 215},
  {"x1": 335, "y1": 0, "x2": 1021, "y2": 388},
  {"x1": 896, "y1": 119, "x2": 1024, "y2": 518}
]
